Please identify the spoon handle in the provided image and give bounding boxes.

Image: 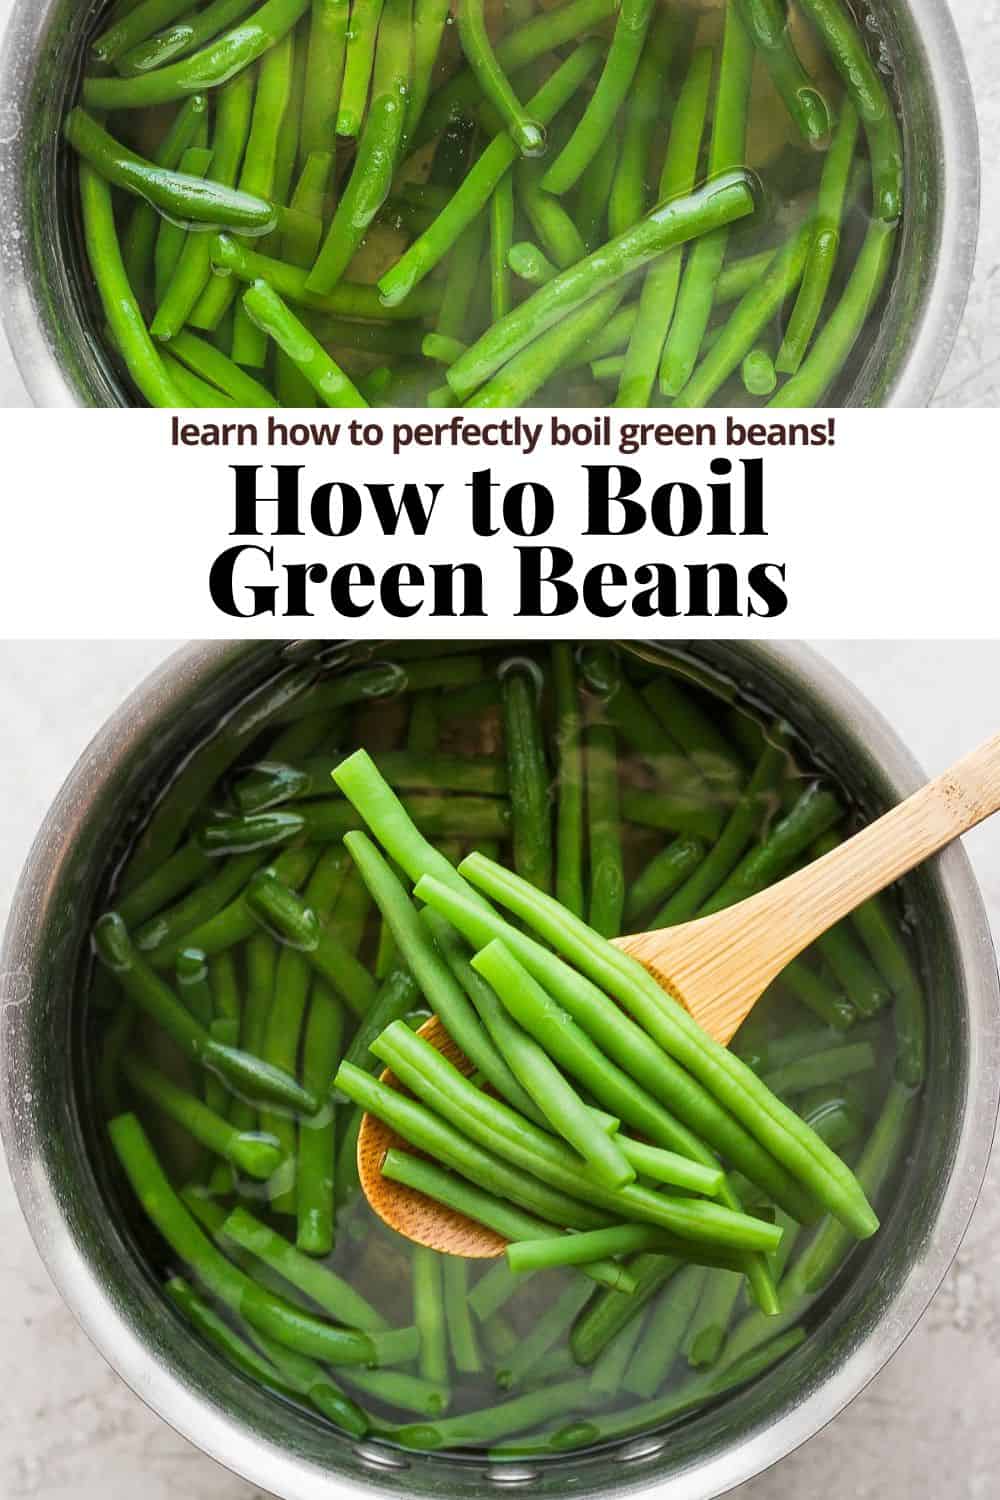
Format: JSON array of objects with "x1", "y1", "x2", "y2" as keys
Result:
[{"x1": 734, "y1": 730, "x2": 1000, "y2": 973}]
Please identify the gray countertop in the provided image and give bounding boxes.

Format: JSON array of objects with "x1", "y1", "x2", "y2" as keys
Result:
[
  {"x1": 0, "y1": 0, "x2": 996, "y2": 405},
  {"x1": 0, "y1": 640, "x2": 997, "y2": 1499}
]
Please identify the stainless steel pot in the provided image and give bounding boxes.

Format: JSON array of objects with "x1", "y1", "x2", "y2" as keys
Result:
[
  {"x1": 0, "y1": 0, "x2": 982, "y2": 406},
  {"x1": 1, "y1": 640, "x2": 998, "y2": 1500}
]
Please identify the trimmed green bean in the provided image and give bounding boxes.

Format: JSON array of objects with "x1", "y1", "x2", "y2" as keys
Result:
[
  {"x1": 336, "y1": 0, "x2": 386, "y2": 136},
  {"x1": 222, "y1": 1206, "x2": 387, "y2": 1327},
  {"x1": 734, "y1": 0, "x2": 832, "y2": 145},
  {"x1": 392, "y1": 1377, "x2": 594, "y2": 1449},
  {"x1": 242, "y1": 281, "x2": 369, "y2": 404},
  {"x1": 551, "y1": 644, "x2": 585, "y2": 918},
  {"x1": 245, "y1": 868, "x2": 376, "y2": 1016},
  {"x1": 624, "y1": 1262, "x2": 708, "y2": 1396},
  {"x1": 403, "y1": 0, "x2": 453, "y2": 143},
  {"x1": 122, "y1": 1051, "x2": 282, "y2": 1177},
  {"x1": 449, "y1": 171, "x2": 756, "y2": 399},
  {"x1": 413, "y1": 1246, "x2": 449, "y2": 1383},
  {"x1": 443, "y1": 1257, "x2": 482, "y2": 1374},
  {"x1": 585, "y1": 722, "x2": 624, "y2": 937},
  {"x1": 458, "y1": 0, "x2": 544, "y2": 155},
  {"x1": 501, "y1": 663, "x2": 552, "y2": 893},
  {"x1": 571, "y1": 1253, "x2": 679, "y2": 1364},
  {"x1": 300, "y1": 0, "x2": 350, "y2": 157}
]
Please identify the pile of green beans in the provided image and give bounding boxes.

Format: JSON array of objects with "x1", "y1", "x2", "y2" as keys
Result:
[
  {"x1": 90, "y1": 641, "x2": 922, "y2": 1456},
  {"x1": 65, "y1": 0, "x2": 902, "y2": 407}
]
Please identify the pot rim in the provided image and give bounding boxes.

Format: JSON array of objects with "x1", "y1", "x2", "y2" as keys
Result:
[
  {"x1": 0, "y1": 0, "x2": 983, "y2": 407},
  {"x1": 1, "y1": 639, "x2": 998, "y2": 1500}
]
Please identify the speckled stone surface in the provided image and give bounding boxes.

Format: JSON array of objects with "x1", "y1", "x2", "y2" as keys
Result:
[
  {"x1": 0, "y1": 640, "x2": 997, "y2": 1499},
  {"x1": 0, "y1": 0, "x2": 994, "y2": 406}
]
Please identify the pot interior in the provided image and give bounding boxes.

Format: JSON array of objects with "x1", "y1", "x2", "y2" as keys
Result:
[
  {"x1": 0, "y1": 0, "x2": 975, "y2": 406},
  {"x1": 0, "y1": 639, "x2": 990, "y2": 1500}
]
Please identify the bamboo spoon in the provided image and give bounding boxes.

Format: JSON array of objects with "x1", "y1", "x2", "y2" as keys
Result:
[{"x1": 360, "y1": 731, "x2": 1000, "y2": 1255}]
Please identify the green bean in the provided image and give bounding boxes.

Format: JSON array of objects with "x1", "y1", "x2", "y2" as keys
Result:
[
  {"x1": 659, "y1": 2, "x2": 754, "y2": 395},
  {"x1": 393, "y1": 1377, "x2": 594, "y2": 1449},
  {"x1": 175, "y1": 947, "x2": 214, "y2": 1027},
  {"x1": 502, "y1": 1280, "x2": 595, "y2": 1386},
  {"x1": 245, "y1": 868, "x2": 376, "y2": 1016},
  {"x1": 221, "y1": 1206, "x2": 387, "y2": 1327},
  {"x1": 698, "y1": 782, "x2": 842, "y2": 914},
  {"x1": 409, "y1": 1246, "x2": 448, "y2": 1383},
  {"x1": 458, "y1": 0, "x2": 544, "y2": 155},
  {"x1": 508, "y1": 241, "x2": 559, "y2": 285},
  {"x1": 221, "y1": 931, "x2": 276, "y2": 1150},
  {"x1": 716, "y1": 246, "x2": 778, "y2": 304},
  {"x1": 96, "y1": 914, "x2": 319, "y2": 1113},
  {"x1": 800, "y1": 1084, "x2": 864, "y2": 1155},
  {"x1": 685, "y1": 1268, "x2": 744, "y2": 1366},
  {"x1": 777, "y1": 103, "x2": 858, "y2": 373},
  {"x1": 741, "y1": 346, "x2": 777, "y2": 395},
  {"x1": 781, "y1": 958, "x2": 856, "y2": 1031},
  {"x1": 570, "y1": 302, "x2": 638, "y2": 366},
  {"x1": 382, "y1": 1152, "x2": 629, "y2": 1289},
  {"x1": 343, "y1": 831, "x2": 539, "y2": 1113},
  {"x1": 500, "y1": 663, "x2": 552, "y2": 893},
  {"x1": 245, "y1": 1324, "x2": 370, "y2": 1435},
  {"x1": 624, "y1": 1262, "x2": 707, "y2": 1396},
  {"x1": 608, "y1": 8, "x2": 676, "y2": 238},
  {"x1": 336, "y1": 0, "x2": 386, "y2": 136},
  {"x1": 164, "y1": 328, "x2": 277, "y2": 402},
  {"x1": 308, "y1": 0, "x2": 411, "y2": 293},
  {"x1": 510, "y1": 128, "x2": 583, "y2": 264},
  {"x1": 541, "y1": 0, "x2": 655, "y2": 195},
  {"x1": 574, "y1": 127, "x2": 619, "y2": 251},
  {"x1": 165, "y1": 1277, "x2": 301, "y2": 1398},
  {"x1": 335, "y1": 1063, "x2": 609, "y2": 1231},
  {"x1": 403, "y1": 0, "x2": 453, "y2": 143},
  {"x1": 673, "y1": 221, "x2": 812, "y2": 406},
  {"x1": 153, "y1": 144, "x2": 214, "y2": 303},
  {"x1": 551, "y1": 644, "x2": 585, "y2": 918},
  {"x1": 503, "y1": 1224, "x2": 687, "y2": 1277},
  {"x1": 118, "y1": 841, "x2": 213, "y2": 930},
  {"x1": 149, "y1": 849, "x2": 317, "y2": 971},
  {"x1": 469, "y1": 1258, "x2": 526, "y2": 1322},
  {"x1": 813, "y1": 921, "x2": 891, "y2": 1017},
  {"x1": 339, "y1": 967, "x2": 421, "y2": 1078},
  {"x1": 441, "y1": 1257, "x2": 481, "y2": 1374},
  {"x1": 209, "y1": 953, "x2": 240, "y2": 1027},
  {"x1": 841, "y1": 886, "x2": 926, "y2": 1086},
  {"x1": 416, "y1": 874, "x2": 810, "y2": 1232},
  {"x1": 435, "y1": 211, "x2": 488, "y2": 342},
  {"x1": 769, "y1": 218, "x2": 897, "y2": 405},
  {"x1": 135, "y1": 851, "x2": 263, "y2": 955},
  {"x1": 619, "y1": 1139, "x2": 724, "y2": 1196},
  {"x1": 93, "y1": 0, "x2": 196, "y2": 65},
  {"x1": 450, "y1": 171, "x2": 755, "y2": 399},
  {"x1": 762, "y1": 1042, "x2": 876, "y2": 1099},
  {"x1": 284, "y1": 657, "x2": 484, "y2": 721},
  {"x1": 296, "y1": 978, "x2": 344, "y2": 1248},
  {"x1": 84, "y1": 0, "x2": 310, "y2": 110},
  {"x1": 734, "y1": 0, "x2": 831, "y2": 145},
  {"x1": 471, "y1": 942, "x2": 635, "y2": 1191},
  {"x1": 455, "y1": 855, "x2": 879, "y2": 1237},
  {"x1": 797, "y1": 0, "x2": 902, "y2": 222},
  {"x1": 331, "y1": 748, "x2": 491, "y2": 913},
  {"x1": 122, "y1": 1051, "x2": 282, "y2": 1178},
  {"x1": 489, "y1": 177, "x2": 516, "y2": 321},
  {"x1": 208, "y1": 233, "x2": 441, "y2": 320},
  {"x1": 118, "y1": 0, "x2": 259, "y2": 75},
  {"x1": 67, "y1": 109, "x2": 273, "y2": 233},
  {"x1": 466, "y1": 287, "x2": 625, "y2": 406},
  {"x1": 619, "y1": 787, "x2": 728, "y2": 841},
  {"x1": 571, "y1": 1253, "x2": 679, "y2": 1364},
  {"x1": 378, "y1": 41, "x2": 605, "y2": 306},
  {"x1": 589, "y1": 1306, "x2": 648, "y2": 1395},
  {"x1": 79, "y1": 164, "x2": 183, "y2": 406},
  {"x1": 422, "y1": 334, "x2": 468, "y2": 366},
  {"x1": 796, "y1": 1080, "x2": 915, "y2": 1294},
  {"x1": 615, "y1": 45, "x2": 712, "y2": 406},
  {"x1": 241, "y1": 280, "x2": 369, "y2": 403},
  {"x1": 653, "y1": 740, "x2": 787, "y2": 926},
  {"x1": 110, "y1": 1113, "x2": 413, "y2": 1366},
  {"x1": 626, "y1": 837, "x2": 706, "y2": 922},
  {"x1": 585, "y1": 723, "x2": 624, "y2": 938},
  {"x1": 300, "y1": 0, "x2": 349, "y2": 158},
  {"x1": 341, "y1": 1365, "x2": 451, "y2": 1416}
]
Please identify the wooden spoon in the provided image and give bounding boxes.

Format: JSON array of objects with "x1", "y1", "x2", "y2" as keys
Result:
[{"x1": 359, "y1": 731, "x2": 1000, "y2": 1256}]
